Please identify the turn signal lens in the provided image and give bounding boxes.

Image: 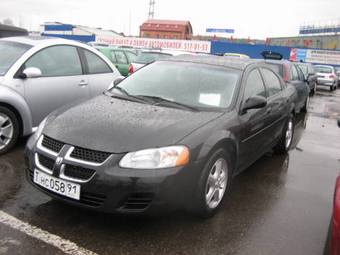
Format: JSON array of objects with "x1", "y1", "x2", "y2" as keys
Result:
[{"x1": 119, "y1": 146, "x2": 190, "y2": 169}]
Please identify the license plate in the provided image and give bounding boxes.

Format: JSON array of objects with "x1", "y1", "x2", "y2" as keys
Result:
[{"x1": 34, "y1": 169, "x2": 81, "y2": 200}]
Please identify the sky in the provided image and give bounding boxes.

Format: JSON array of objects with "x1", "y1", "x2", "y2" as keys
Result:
[{"x1": 1, "y1": 0, "x2": 340, "y2": 39}]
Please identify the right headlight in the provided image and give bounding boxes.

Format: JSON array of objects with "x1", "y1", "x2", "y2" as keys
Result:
[{"x1": 119, "y1": 146, "x2": 190, "y2": 169}]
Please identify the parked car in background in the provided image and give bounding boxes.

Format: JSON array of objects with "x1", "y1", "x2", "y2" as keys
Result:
[
  {"x1": 335, "y1": 67, "x2": 340, "y2": 86},
  {"x1": 296, "y1": 62, "x2": 317, "y2": 96},
  {"x1": 96, "y1": 47, "x2": 137, "y2": 76},
  {"x1": 224, "y1": 53, "x2": 250, "y2": 59},
  {"x1": 314, "y1": 65, "x2": 338, "y2": 91},
  {"x1": 128, "y1": 50, "x2": 189, "y2": 75},
  {"x1": 0, "y1": 36, "x2": 120, "y2": 154},
  {"x1": 263, "y1": 60, "x2": 310, "y2": 113},
  {"x1": 25, "y1": 55, "x2": 297, "y2": 217}
]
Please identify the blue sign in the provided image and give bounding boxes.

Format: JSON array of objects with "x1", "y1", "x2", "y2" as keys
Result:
[{"x1": 206, "y1": 28, "x2": 235, "y2": 34}]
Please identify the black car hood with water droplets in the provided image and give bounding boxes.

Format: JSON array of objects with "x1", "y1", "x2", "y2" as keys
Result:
[{"x1": 43, "y1": 95, "x2": 223, "y2": 153}]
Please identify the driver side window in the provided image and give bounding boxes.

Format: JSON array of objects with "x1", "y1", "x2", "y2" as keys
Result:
[{"x1": 243, "y1": 69, "x2": 266, "y2": 103}]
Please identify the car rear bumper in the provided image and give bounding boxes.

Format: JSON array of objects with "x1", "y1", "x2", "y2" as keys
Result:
[
  {"x1": 24, "y1": 140, "x2": 204, "y2": 214},
  {"x1": 317, "y1": 78, "x2": 335, "y2": 86}
]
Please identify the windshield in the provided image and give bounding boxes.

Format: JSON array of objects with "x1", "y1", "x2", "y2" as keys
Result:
[
  {"x1": 134, "y1": 52, "x2": 172, "y2": 64},
  {"x1": 314, "y1": 66, "x2": 332, "y2": 73},
  {"x1": 109, "y1": 61, "x2": 240, "y2": 110},
  {"x1": 0, "y1": 41, "x2": 32, "y2": 75}
]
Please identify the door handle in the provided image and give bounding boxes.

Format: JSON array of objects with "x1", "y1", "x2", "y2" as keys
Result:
[
  {"x1": 266, "y1": 107, "x2": 272, "y2": 114},
  {"x1": 78, "y1": 80, "x2": 88, "y2": 87}
]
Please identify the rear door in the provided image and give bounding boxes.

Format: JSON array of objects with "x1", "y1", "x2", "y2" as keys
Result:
[
  {"x1": 79, "y1": 48, "x2": 117, "y2": 95},
  {"x1": 260, "y1": 67, "x2": 288, "y2": 142},
  {"x1": 238, "y1": 68, "x2": 270, "y2": 170},
  {"x1": 290, "y1": 64, "x2": 308, "y2": 110},
  {"x1": 113, "y1": 50, "x2": 129, "y2": 76},
  {"x1": 22, "y1": 45, "x2": 90, "y2": 127}
]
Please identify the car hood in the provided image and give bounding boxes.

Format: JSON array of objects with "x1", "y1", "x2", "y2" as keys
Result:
[
  {"x1": 43, "y1": 95, "x2": 223, "y2": 153},
  {"x1": 0, "y1": 76, "x2": 4, "y2": 84}
]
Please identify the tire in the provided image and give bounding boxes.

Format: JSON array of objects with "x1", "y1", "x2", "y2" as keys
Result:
[
  {"x1": 330, "y1": 86, "x2": 334, "y2": 91},
  {"x1": 274, "y1": 114, "x2": 294, "y2": 154},
  {"x1": 191, "y1": 148, "x2": 232, "y2": 218},
  {"x1": 301, "y1": 96, "x2": 309, "y2": 113},
  {"x1": 0, "y1": 106, "x2": 19, "y2": 155}
]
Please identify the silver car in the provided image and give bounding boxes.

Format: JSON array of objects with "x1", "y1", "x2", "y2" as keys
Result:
[
  {"x1": 314, "y1": 65, "x2": 338, "y2": 91},
  {"x1": 0, "y1": 36, "x2": 120, "y2": 154}
]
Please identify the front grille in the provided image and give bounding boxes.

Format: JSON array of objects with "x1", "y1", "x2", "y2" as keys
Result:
[
  {"x1": 64, "y1": 164, "x2": 96, "y2": 180},
  {"x1": 38, "y1": 154, "x2": 55, "y2": 170},
  {"x1": 70, "y1": 147, "x2": 111, "y2": 163},
  {"x1": 41, "y1": 136, "x2": 64, "y2": 153},
  {"x1": 121, "y1": 193, "x2": 154, "y2": 211}
]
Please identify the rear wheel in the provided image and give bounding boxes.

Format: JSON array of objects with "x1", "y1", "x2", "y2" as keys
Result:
[
  {"x1": 274, "y1": 114, "x2": 294, "y2": 154},
  {"x1": 191, "y1": 148, "x2": 232, "y2": 218},
  {"x1": 0, "y1": 106, "x2": 19, "y2": 155},
  {"x1": 301, "y1": 96, "x2": 309, "y2": 113}
]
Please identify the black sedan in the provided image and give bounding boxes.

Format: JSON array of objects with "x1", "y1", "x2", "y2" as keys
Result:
[{"x1": 25, "y1": 55, "x2": 297, "y2": 217}]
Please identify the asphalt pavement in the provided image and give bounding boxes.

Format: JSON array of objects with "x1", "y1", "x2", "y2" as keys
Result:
[{"x1": 0, "y1": 87, "x2": 339, "y2": 255}]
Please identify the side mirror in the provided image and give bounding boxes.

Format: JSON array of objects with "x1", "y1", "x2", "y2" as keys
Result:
[
  {"x1": 20, "y1": 67, "x2": 42, "y2": 79},
  {"x1": 107, "y1": 76, "x2": 125, "y2": 90},
  {"x1": 241, "y1": 96, "x2": 267, "y2": 114}
]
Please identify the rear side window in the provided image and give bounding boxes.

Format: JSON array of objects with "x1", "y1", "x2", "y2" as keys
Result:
[
  {"x1": 291, "y1": 65, "x2": 299, "y2": 81},
  {"x1": 295, "y1": 65, "x2": 305, "y2": 81},
  {"x1": 125, "y1": 51, "x2": 137, "y2": 62},
  {"x1": 25, "y1": 45, "x2": 82, "y2": 77},
  {"x1": 83, "y1": 49, "x2": 112, "y2": 74},
  {"x1": 261, "y1": 68, "x2": 282, "y2": 97},
  {"x1": 114, "y1": 51, "x2": 128, "y2": 64},
  {"x1": 243, "y1": 69, "x2": 266, "y2": 101}
]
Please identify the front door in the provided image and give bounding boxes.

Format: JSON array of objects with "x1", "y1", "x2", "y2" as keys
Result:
[{"x1": 22, "y1": 45, "x2": 90, "y2": 127}]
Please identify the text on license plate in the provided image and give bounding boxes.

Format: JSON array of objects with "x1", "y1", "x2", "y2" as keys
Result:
[{"x1": 33, "y1": 169, "x2": 81, "y2": 200}]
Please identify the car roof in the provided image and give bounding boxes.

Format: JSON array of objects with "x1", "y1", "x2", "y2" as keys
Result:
[
  {"x1": 0, "y1": 36, "x2": 88, "y2": 48},
  {"x1": 167, "y1": 54, "x2": 260, "y2": 70},
  {"x1": 314, "y1": 64, "x2": 334, "y2": 68}
]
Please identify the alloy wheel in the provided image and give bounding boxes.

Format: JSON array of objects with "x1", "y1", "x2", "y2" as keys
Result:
[
  {"x1": 0, "y1": 113, "x2": 14, "y2": 150},
  {"x1": 205, "y1": 158, "x2": 228, "y2": 209}
]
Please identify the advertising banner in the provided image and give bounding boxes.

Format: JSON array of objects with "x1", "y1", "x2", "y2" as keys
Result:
[
  {"x1": 290, "y1": 48, "x2": 340, "y2": 65},
  {"x1": 96, "y1": 36, "x2": 211, "y2": 53}
]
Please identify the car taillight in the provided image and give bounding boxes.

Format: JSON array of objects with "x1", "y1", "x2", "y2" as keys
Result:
[
  {"x1": 283, "y1": 64, "x2": 289, "y2": 82},
  {"x1": 332, "y1": 176, "x2": 340, "y2": 255},
  {"x1": 128, "y1": 64, "x2": 134, "y2": 75},
  {"x1": 330, "y1": 74, "x2": 336, "y2": 79}
]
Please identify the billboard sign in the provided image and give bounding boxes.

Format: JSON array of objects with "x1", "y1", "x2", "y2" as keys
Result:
[
  {"x1": 96, "y1": 36, "x2": 211, "y2": 53},
  {"x1": 290, "y1": 48, "x2": 340, "y2": 65},
  {"x1": 206, "y1": 28, "x2": 235, "y2": 34}
]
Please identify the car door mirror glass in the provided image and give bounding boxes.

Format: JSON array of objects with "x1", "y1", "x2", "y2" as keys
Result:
[
  {"x1": 21, "y1": 67, "x2": 42, "y2": 79},
  {"x1": 242, "y1": 96, "x2": 267, "y2": 114}
]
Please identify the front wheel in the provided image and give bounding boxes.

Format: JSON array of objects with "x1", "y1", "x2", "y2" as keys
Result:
[
  {"x1": 0, "y1": 106, "x2": 19, "y2": 155},
  {"x1": 191, "y1": 149, "x2": 232, "y2": 218},
  {"x1": 274, "y1": 114, "x2": 294, "y2": 154}
]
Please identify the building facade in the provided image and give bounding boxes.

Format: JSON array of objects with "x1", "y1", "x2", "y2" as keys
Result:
[{"x1": 140, "y1": 19, "x2": 193, "y2": 40}]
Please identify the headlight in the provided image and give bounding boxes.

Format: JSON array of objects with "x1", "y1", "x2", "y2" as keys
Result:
[
  {"x1": 119, "y1": 146, "x2": 190, "y2": 169},
  {"x1": 33, "y1": 117, "x2": 47, "y2": 139}
]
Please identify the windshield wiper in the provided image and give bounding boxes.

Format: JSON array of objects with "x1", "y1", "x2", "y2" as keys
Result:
[
  {"x1": 135, "y1": 95, "x2": 199, "y2": 112},
  {"x1": 104, "y1": 90, "x2": 151, "y2": 105}
]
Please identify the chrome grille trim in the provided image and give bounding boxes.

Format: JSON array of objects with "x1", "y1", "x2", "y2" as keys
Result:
[
  {"x1": 65, "y1": 146, "x2": 110, "y2": 167},
  {"x1": 59, "y1": 165, "x2": 96, "y2": 184},
  {"x1": 34, "y1": 153, "x2": 53, "y2": 175},
  {"x1": 37, "y1": 135, "x2": 58, "y2": 157}
]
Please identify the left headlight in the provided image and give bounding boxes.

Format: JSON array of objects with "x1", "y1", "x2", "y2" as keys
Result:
[
  {"x1": 119, "y1": 146, "x2": 190, "y2": 169},
  {"x1": 33, "y1": 117, "x2": 48, "y2": 139}
]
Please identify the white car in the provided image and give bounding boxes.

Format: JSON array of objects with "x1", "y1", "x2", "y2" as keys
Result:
[
  {"x1": 0, "y1": 36, "x2": 120, "y2": 154},
  {"x1": 314, "y1": 65, "x2": 338, "y2": 91}
]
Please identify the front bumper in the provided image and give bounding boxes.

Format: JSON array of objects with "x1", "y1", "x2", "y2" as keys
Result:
[{"x1": 24, "y1": 135, "x2": 204, "y2": 214}]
